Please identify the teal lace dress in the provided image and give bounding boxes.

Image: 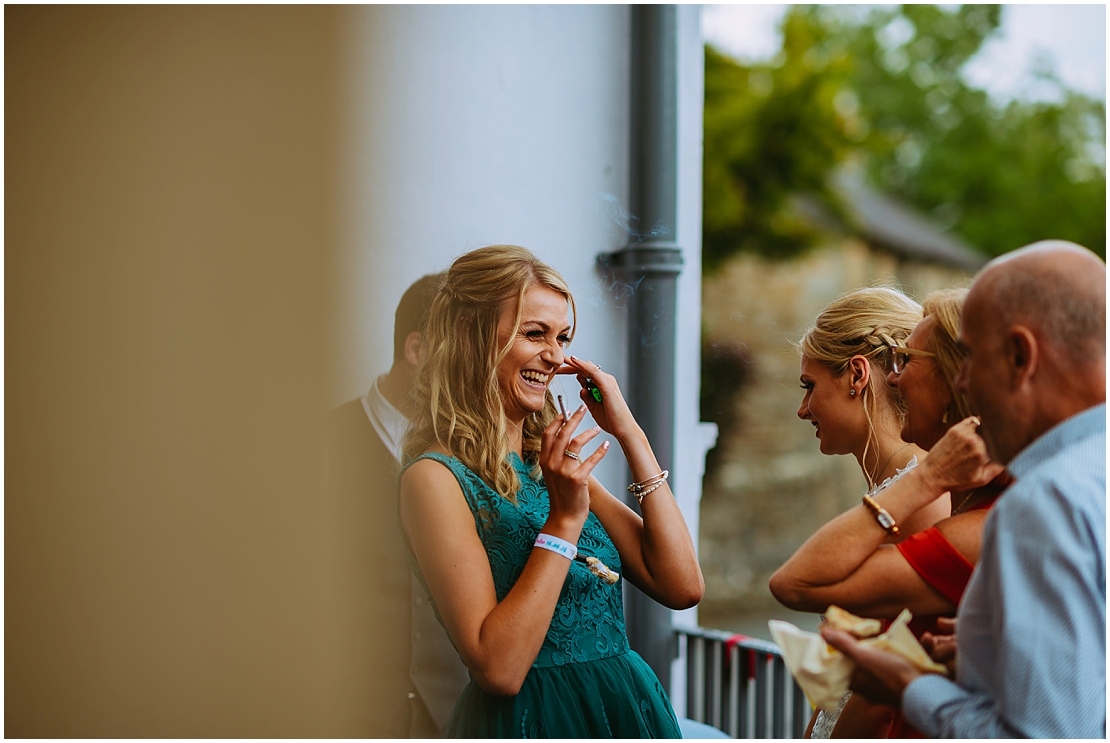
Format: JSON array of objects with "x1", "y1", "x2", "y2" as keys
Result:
[{"x1": 403, "y1": 452, "x2": 681, "y2": 738}]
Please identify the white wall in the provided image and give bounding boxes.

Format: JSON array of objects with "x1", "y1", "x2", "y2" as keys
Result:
[{"x1": 336, "y1": 4, "x2": 635, "y2": 490}]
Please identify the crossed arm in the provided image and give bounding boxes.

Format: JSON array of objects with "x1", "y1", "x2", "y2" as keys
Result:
[
  {"x1": 769, "y1": 418, "x2": 1001, "y2": 617},
  {"x1": 769, "y1": 506, "x2": 986, "y2": 618}
]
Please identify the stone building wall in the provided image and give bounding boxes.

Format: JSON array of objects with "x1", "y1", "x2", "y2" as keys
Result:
[{"x1": 698, "y1": 237, "x2": 972, "y2": 625}]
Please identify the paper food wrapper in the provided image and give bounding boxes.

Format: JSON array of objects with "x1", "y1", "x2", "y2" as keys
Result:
[
  {"x1": 769, "y1": 608, "x2": 948, "y2": 712},
  {"x1": 768, "y1": 619, "x2": 856, "y2": 712}
]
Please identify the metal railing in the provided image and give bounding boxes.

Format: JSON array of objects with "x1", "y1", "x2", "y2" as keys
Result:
[{"x1": 677, "y1": 625, "x2": 811, "y2": 738}]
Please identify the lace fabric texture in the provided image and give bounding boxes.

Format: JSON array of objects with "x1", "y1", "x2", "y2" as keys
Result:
[
  {"x1": 402, "y1": 452, "x2": 680, "y2": 738},
  {"x1": 867, "y1": 456, "x2": 918, "y2": 497}
]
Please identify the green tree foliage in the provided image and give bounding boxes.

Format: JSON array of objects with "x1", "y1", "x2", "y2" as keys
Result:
[
  {"x1": 703, "y1": 16, "x2": 852, "y2": 268},
  {"x1": 703, "y1": 4, "x2": 1106, "y2": 270}
]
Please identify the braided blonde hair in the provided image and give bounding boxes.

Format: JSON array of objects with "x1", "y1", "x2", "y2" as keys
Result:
[
  {"x1": 403, "y1": 245, "x2": 576, "y2": 502},
  {"x1": 797, "y1": 287, "x2": 923, "y2": 488}
]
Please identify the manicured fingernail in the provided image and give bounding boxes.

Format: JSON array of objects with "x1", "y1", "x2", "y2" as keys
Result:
[
  {"x1": 578, "y1": 404, "x2": 586, "y2": 412},
  {"x1": 602, "y1": 441, "x2": 610, "y2": 449},
  {"x1": 593, "y1": 426, "x2": 600, "y2": 432}
]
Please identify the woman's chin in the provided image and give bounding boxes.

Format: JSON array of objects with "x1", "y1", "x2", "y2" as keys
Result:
[
  {"x1": 512, "y1": 396, "x2": 548, "y2": 420},
  {"x1": 816, "y1": 437, "x2": 847, "y2": 457}
]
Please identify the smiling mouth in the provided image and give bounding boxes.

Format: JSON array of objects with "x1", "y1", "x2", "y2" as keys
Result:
[{"x1": 520, "y1": 370, "x2": 550, "y2": 388}]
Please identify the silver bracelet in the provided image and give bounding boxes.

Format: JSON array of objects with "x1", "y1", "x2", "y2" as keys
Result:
[{"x1": 627, "y1": 469, "x2": 669, "y2": 505}]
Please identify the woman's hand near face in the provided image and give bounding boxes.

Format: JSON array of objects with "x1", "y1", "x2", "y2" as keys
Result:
[
  {"x1": 768, "y1": 420, "x2": 1001, "y2": 618},
  {"x1": 553, "y1": 355, "x2": 704, "y2": 609},
  {"x1": 918, "y1": 417, "x2": 1005, "y2": 494},
  {"x1": 555, "y1": 356, "x2": 640, "y2": 441}
]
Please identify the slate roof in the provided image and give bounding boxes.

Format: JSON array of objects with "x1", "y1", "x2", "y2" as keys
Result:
[{"x1": 831, "y1": 168, "x2": 987, "y2": 271}]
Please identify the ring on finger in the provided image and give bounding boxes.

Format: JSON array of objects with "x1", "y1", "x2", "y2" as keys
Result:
[{"x1": 563, "y1": 450, "x2": 580, "y2": 461}]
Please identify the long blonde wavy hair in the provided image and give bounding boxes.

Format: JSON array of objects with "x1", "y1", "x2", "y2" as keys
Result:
[
  {"x1": 797, "y1": 286, "x2": 923, "y2": 488},
  {"x1": 922, "y1": 288, "x2": 972, "y2": 423},
  {"x1": 403, "y1": 245, "x2": 576, "y2": 502}
]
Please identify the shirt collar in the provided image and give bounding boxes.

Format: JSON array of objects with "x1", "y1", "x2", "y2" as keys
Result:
[
  {"x1": 1007, "y1": 403, "x2": 1106, "y2": 480},
  {"x1": 362, "y1": 376, "x2": 410, "y2": 463}
]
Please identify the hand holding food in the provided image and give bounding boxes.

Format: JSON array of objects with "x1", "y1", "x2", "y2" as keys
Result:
[
  {"x1": 770, "y1": 606, "x2": 946, "y2": 712},
  {"x1": 823, "y1": 605, "x2": 882, "y2": 638}
]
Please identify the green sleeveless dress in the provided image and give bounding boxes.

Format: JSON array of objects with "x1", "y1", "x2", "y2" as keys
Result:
[{"x1": 403, "y1": 452, "x2": 681, "y2": 738}]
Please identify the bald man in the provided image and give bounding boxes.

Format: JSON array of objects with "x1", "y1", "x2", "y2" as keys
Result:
[{"x1": 822, "y1": 241, "x2": 1106, "y2": 738}]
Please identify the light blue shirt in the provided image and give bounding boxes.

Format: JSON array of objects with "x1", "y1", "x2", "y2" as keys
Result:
[{"x1": 903, "y1": 403, "x2": 1106, "y2": 738}]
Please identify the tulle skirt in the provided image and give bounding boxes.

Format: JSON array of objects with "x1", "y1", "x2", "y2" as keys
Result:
[{"x1": 445, "y1": 650, "x2": 682, "y2": 738}]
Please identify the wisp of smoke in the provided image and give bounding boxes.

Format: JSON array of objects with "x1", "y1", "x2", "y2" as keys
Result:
[
  {"x1": 593, "y1": 193, "x2": 668, "y2": 303},
  {"x1": 596, "y1": 193, "x2": 670, "y2": 244}
]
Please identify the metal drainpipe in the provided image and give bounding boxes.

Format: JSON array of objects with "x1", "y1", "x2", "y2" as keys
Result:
[{"x1": 597, "y1": 4, "x2": 683, "y2": 693}]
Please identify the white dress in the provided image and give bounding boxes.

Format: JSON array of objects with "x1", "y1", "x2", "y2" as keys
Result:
[{"x1": 809, "y1": 456, "x2": 918, "y2": 739}]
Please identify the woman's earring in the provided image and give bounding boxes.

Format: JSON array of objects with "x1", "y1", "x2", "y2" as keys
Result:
[
  {"x1": 849, "y1": 389, "x2": 857, "y2": 397},
  {"x1": 942, "y1": 409, "x2": 950, "y2": 424}
]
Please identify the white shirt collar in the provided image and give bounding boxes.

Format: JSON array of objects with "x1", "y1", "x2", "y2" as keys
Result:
[{"x1": 362, "y1": 376, "x2": 410, "y2": 463}]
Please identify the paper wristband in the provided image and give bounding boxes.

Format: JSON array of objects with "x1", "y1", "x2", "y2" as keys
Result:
[{"x1": 534, "y1": 533, "x2": 577, "y2": 561}]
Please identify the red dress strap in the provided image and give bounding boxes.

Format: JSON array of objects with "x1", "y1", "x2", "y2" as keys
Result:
[
  {"x1": 896, "y1": 527, "x2": 973, "y2": 606},
  {"x1": 895, "y1": 476, "x2": 1010, "y2": 607}
]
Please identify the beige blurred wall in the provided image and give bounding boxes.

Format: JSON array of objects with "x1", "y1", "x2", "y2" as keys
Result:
[{"x1": 6, "y1": 6, "x2": 355, "y2": 736}]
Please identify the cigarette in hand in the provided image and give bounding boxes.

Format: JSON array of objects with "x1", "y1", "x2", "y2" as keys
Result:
[{"x1": 557, "y1": 394, "x2": 570, "y2": 422}]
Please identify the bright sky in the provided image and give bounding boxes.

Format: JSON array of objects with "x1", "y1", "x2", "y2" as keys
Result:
[{"x1": 701, "y1": 4, "x2": 1107, "y2": 104}]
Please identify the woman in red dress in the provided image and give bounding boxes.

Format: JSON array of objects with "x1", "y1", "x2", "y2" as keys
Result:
[{"x1": 770, "y1": 288, "x2": 1009, "y2": 738}]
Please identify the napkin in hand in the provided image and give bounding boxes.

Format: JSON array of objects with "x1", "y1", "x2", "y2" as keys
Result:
[
  {"x1": 769, "y1": 607, "x2": 948, "y2": 712},
  {"x1": 768, "y1": 618, "x2": 855, "y2": 712}
]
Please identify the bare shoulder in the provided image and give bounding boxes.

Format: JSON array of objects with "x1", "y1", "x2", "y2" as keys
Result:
[
  {"x1": 402, "y1": 454, "x2": 458, "y2": 489},
  {"x1": 935, "y1": 507, "x2": 990, "y2": 533},
  {"x1": 401, "y1": 445, "x2": 458, "y2": 489},
  {"x1": 399, "y1": 453, "x2": 468, "y2": 526},
  {"x1": 932, "y1": 508, "x2": 990, "y2": 563}
]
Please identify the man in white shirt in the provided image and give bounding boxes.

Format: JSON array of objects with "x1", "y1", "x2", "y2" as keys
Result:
[{"x1": 325, "y1": 274, "x2": 468, "y2": 737}]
